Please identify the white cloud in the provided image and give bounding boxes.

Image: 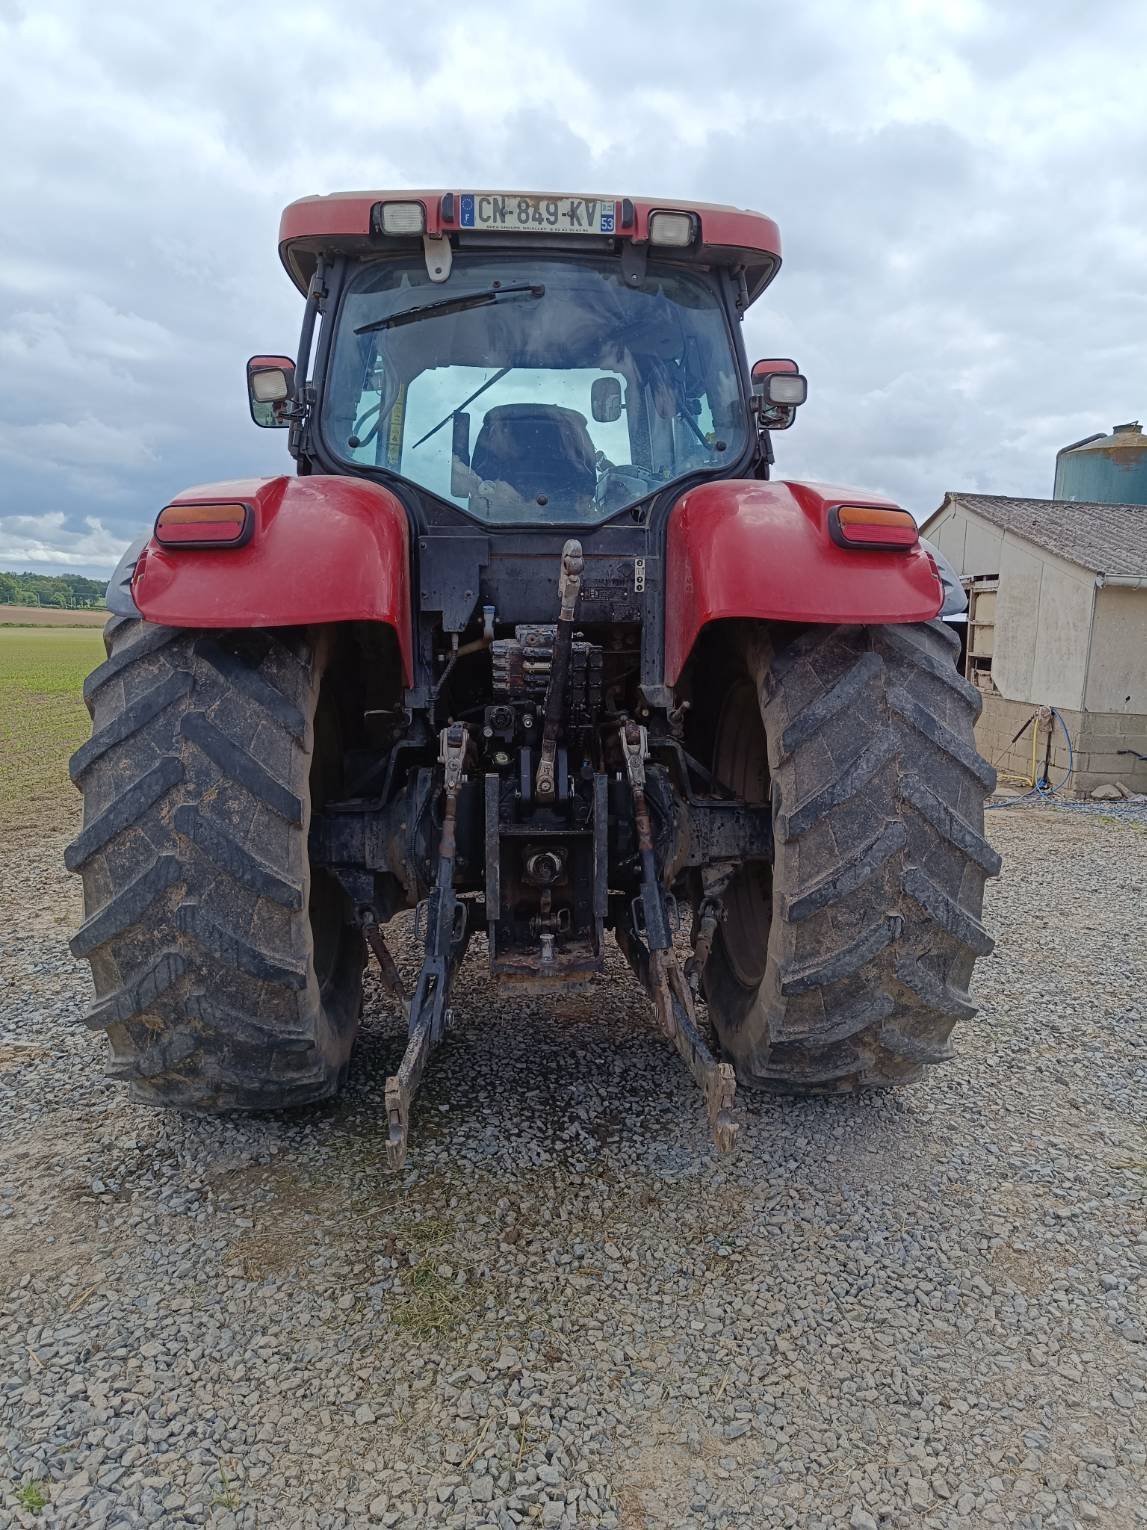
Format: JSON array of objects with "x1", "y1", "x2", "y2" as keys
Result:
[
  {"x1": 1, "y1": 0, "x2": 1145, "y2": 575},
  {"x1": 0, "y1": 417, "x2": 160, "y2": 470},
  {"x1": 0, "y1": 512, "x2": 130, "y2": 569}
]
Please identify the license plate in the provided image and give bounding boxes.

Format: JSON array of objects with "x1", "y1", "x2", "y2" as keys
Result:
[{"x1": 458, "y1": 193, "x2": 617, "y2": 235}]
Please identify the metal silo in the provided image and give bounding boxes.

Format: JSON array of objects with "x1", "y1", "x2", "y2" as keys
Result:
[{"x1": 1054, "y1": 420, "x2": 1147, "y2": 504}]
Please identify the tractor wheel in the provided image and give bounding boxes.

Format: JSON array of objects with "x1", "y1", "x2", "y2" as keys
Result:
[
  {"x1": 701, "y1": 620, "x2": 1000, "y2": 1093},
  {"x1": 66, "y1": 615, "x2": 364, "y2": 1110}
]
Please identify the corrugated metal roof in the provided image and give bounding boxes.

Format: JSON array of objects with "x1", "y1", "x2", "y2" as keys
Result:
[{"x1": 922, "y1": 492, "x2": 1147, "y2": 577}]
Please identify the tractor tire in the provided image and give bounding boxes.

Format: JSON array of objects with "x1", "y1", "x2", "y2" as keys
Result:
[
  {"x1": 66, "y1": 615, "x2": 364, "y2": 1110},
  {"x1": 702, "y1": 619, "x2": 1000, "y2": 1092}
]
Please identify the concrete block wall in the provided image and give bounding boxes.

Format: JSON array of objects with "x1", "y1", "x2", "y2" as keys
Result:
[
  {"x1": 974, "y1": 692, "x2": 1147, "y2": 798},
  {"x1": 1071, "y1": 709, "x2": 1147, "y2": 796}
]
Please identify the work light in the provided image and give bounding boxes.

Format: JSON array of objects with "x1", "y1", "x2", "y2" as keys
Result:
[
  {"x1": 764, "y1": 374, "x2": 808, "y2": 406},
  {"x1": 648, "y1": 211, "x2": 697, "y2": 247},
  {"x1": 378, "y1": 201, "x2": 427, "y2": 236}
]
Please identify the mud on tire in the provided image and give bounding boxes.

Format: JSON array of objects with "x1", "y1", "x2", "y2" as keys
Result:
[
  {"x1": 702, "y1": 620, "x2": 1001, "y2": 1092},
  {"x1": 67, "y1": 616, "x2": 364, "y2": 1110}
]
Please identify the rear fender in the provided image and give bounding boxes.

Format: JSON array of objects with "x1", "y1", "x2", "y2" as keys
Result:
[
  {"x1": 664, "y1": 479, "x2": 942, "y2": 684},
  {"x1": 131, "y1": 476, "x2": 413, "y2": 683}
]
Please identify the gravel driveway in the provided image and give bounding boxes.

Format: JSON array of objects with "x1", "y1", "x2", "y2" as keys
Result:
[{"x1": 1, "y1": 806, "x2": 1145, "y2": 1529}]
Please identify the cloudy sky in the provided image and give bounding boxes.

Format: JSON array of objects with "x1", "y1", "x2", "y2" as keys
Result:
[{"x1": 2, "y1": 0, "x2": 1145, "y2": 576}]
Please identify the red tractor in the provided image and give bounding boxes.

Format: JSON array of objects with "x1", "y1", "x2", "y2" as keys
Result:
[{"x1": 69, "y1": 191, "x2": 999, "y2": 1165}]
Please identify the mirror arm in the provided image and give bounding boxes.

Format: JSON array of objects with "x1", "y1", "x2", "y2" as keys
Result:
[
  {"x1": 288, "y1": 257, "x2": 326, "y2": 459},
  {"x1": 750, "y1": 393, "x2": 797, "y2": 433},
  {"x1": 749, "y1": 401, "x2": 775, "y2": 472}
]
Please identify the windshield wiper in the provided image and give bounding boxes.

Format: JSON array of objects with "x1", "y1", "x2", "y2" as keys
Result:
[
  {"x1": 411, "y1": 366, "x2": 512, "y2": 450},
  {"x1": 354, "y1": 283, "x2": 545, "y2": 337}
]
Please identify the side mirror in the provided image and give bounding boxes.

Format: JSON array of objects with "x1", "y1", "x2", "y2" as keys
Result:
[
  {"x1": 591, "y1": 376, "x2": 623, "y2": 424},
  {"x1": 751, "y1": 358, "x2": 807, "y2": 430},
  {"x1": 247, "y1": 354, "x2": 297, "y2": 428}
]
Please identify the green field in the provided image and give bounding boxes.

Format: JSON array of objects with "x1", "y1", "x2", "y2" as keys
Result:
[{"x1": 0, "y1": 626, "x2": 106, "y2": 832}]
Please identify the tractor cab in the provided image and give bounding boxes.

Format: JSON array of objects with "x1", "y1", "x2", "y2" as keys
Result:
[{"x1": 258, "y1": 192, "x2": 793, "y2": 529}]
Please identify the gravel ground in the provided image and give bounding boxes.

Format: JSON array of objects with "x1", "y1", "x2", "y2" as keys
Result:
[
  {"x1": 987, "y1": 792, "x2": 1147, "y2": 828},
  {"x1": 1, "y1": 806, "x2": 1145, "y2": 1530}
]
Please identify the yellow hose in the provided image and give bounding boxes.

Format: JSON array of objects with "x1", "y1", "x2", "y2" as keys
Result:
[{"x1": 991, "y1": 712, "x2": 1040, "y2": 789}]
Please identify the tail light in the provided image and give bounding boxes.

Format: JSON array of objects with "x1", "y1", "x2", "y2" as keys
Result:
[
  {"x1": 829, "y1": 505, "x2": 919, "y2": 550},
  {"x1": 155, "y1": 501, "x2": 253, "y2": 549}
]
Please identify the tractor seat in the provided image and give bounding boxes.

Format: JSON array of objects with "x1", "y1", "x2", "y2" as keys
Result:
[{"x1": 469, "y1": 403, "x2": 597, "y2": 517}]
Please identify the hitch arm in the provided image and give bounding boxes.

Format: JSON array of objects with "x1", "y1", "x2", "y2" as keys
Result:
[
  {"x1": 619, "y1": 720, "x2": 739, "y2": 1154},
  {"x1": 615, "y1": 923, "x2": 739, "y2": 1154},
  {"x1": 384, "y1": 723, "x2": 472, "y2": 1170},
  {"x1": 365, "y1": 924, "x2": 407, "y2": 1003}
]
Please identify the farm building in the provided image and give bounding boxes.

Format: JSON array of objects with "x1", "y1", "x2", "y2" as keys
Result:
[{"x1": 920, "y1": 489, "x2": 1147, "y2": 798}]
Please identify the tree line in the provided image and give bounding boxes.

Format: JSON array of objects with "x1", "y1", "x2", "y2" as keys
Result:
[{"x1": 0, "y1": 571, "x2": 107, "y2": 607}]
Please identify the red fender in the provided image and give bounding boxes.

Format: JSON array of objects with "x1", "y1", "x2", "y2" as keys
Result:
[
  {"x1": 133, "y1": 476, "x2": 413, "y2": 684},
  {"x1": 663, "y1": 479, "x2": 943, "y2": 684}
]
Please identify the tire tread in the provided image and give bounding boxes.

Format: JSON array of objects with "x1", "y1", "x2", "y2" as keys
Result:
[
  {"x1": 67, "y1": 615, "x2": 362, "y2": 1111},
  {"x1": 703, "y1": 619, "x2": 999, "y2": 1093}
]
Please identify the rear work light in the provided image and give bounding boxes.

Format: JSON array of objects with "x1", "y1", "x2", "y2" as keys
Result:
[
  {"x1": 377, "y1": 201, "x2": 427, "y2": 235},
  {"x1": 648, "y1": 210, "x2": 697, "y2": 247},
  {"x1": 763, "y1": 373, "x2": 807, "y2": 406},
  {"x1": 829, "y1": 505, "x2": 919, "y2": 550},
  {"x1": 154, "y1": 502, "x2": 253, "y2": 549}
]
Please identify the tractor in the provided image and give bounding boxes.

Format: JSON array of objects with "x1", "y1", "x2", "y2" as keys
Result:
[{"x1": 68, "y1": 190, "x2": 999, "y2": 1166}]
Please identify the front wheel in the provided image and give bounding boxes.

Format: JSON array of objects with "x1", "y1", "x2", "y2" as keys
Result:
[{"x1": 702, "y1": 620, "x2": 1001, "y2": 1093}]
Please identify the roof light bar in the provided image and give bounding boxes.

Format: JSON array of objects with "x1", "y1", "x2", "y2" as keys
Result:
[
  {"x1": 377, "y1": 201, "x2": 426, "y2": 236},
  {"x1": 648, "y1": 210, "x2": 697, "y2": 247},
  {"x1": 155, "y1": 501, "x2": 253, "y2": 549},
  {"x1": 829, "y1": 505, "x2": 919, "y2": 551}
]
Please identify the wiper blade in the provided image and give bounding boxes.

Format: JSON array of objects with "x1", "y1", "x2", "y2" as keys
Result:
[
  {"x1": 411, "y1": 365, "x2": 512, "y2": 451},
  {"x1": 354, "y1": 283, "x2": 545, "y2": 336}
]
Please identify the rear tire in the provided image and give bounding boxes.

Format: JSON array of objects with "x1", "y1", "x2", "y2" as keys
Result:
[
  {"x1": 702, "y1": 620, "x2": 1000, "y2": 1093},
  {"x1": 67, "y1": 616, "x2": 364, "y2": 1110}
]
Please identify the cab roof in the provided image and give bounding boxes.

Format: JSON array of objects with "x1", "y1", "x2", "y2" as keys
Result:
[{"x1": 278, "y1": 191, "x2": 782, "y2": 306}]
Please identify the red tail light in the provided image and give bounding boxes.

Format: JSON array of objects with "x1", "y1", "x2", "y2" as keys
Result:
[
  {"x1": 155, "y1": 501, "x2": 253, "y2": 548},
  {"x1": 829, "y1": 505, "x2": 919, "y2": 550}
]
